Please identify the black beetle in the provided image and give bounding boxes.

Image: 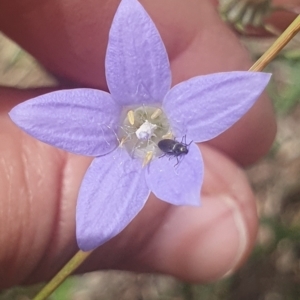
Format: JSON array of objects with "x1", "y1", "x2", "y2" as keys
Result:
[{"x1": 158, "y1": 136, "x2": 192, "y2": 166}]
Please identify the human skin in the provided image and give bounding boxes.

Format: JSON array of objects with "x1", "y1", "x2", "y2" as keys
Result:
[{"x1": 0, "y1": 0, "x2": 288, "y2": 289}]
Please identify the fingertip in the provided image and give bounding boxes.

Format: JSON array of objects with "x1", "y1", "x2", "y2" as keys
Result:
[
  {"x1": 136, "y1": 146, "x2": 258, "y2": 283},
  {"x1": 142, "y1": 193, "x2": 257, "y2": 283}
]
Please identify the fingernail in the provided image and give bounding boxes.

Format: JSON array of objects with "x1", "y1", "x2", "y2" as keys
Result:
[
  {"x1": 188, "y1": 195, "x2": 249, "y2": 282},
  {"x1": 221, "y1": 195, "x2": 248, "y2": 277}
]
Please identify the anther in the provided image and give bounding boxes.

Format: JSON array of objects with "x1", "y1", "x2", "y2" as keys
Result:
[
  {"x1": 142, "y1": 151, "x2": 153, "y2": 167},
  {"x1": 119, "y1": 137, "x2": 127, "y2": 147},
  {"x1": 162, "y1": 132, "x2": 173, "y2": 139},
  {"x1": 150, "y1": 108, "x2": 162, "y2": 120},
  {"x1": 127, "y1": 110, "x2": 135, "y2": 125}
]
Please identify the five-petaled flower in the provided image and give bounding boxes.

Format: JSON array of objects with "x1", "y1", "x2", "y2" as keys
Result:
[{"x1": 9, "y1": 0, "x2": 271, "y2": 251}]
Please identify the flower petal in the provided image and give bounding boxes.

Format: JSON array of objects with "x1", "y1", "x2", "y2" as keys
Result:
[
  {"x1": 145, "y1": 143, "x2": 203, "y2": 206},
  {"x1": 105, "y1": 0, "x2": 171, "y2": 106},
  {"x1": 163, "y1": 72, "x2": 271, "y2": 142},
  {"x1": 76, "y1": 148, "x2": 150, "y2": 251},
  {"x1": 9, "y1": 89, "x2": 121, "y2": 156}
]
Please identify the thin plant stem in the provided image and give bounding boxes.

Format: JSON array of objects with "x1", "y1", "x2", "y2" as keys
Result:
[
  {"x1": 249, "y1": 15, "x2": 300, "y2": 72},
  {"x1": 31, "y1": 13, "x2": 300, "y2": 300},
  {"x1": 32, "y1": 250, "x2": 92, "y2": 300}
]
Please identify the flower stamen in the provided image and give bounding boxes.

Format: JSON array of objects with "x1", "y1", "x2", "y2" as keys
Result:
[
  {"x1": 150, "y1": 108, "x2": 162, "y2": 120},
  {"x1": 119, "y1": 136, "x2": 127, "y2": 147},
  {"x1": 162, "y1": 132, "x2": 173, "y2": 139},
  {"x1": 142, "y1": 151, "x2": 154, "y2": 167},
  {"x1": 127, "y1": 110, "x2": 135, "y2": 125},
  {"x1": 119, "y1": 105, "x2": 171, "y2": 161}
]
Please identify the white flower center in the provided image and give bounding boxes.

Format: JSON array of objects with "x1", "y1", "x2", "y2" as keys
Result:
[
  {"x1": 135, "y1": 120, "x2": 157, "y2": 140},
  {"x1": 118, "y1": 105, "x2": 172, "y2": 163}
]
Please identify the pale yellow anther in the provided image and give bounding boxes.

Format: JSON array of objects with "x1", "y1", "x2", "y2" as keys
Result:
[
  {"x1": 150, "y1": 108, "x2": 162, "y2": 120},
  {"x1": 142, "y1": 151, "x2": 153, "y2": 167},
  {"x1": 119, "y1": 137, "x2": 126, "y2": 147},
  {"x1": 162, "y1": 132, "x2": 173, "y2": 139},
  {"x1": 127, "y1": 110, "x2": 135, "y2": 125}
]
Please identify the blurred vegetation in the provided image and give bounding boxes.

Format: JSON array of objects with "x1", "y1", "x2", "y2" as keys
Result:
[{"x1": 268, "y1": 53, "x2": 300, "y2": 114}]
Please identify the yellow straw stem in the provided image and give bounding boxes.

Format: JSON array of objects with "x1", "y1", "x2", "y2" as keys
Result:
[
  {"x1": 249, "y1": 15, "x2": 300, "y2": 72},
  {"x1": 33, "y1": 250, "x2": 92, "y2": 300}
]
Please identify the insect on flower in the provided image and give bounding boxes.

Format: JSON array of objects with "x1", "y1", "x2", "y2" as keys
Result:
[
  {"x1": 8, "y1": 0, "x2": 271, "y2": 251},
  {"x1": 158, "y1": 136, "x2": 192, "y2": 167}
]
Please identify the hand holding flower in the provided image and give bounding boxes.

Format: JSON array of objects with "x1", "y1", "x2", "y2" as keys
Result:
[{"x1": 0, "y1": 0, "x2": 277, "y2": 289}]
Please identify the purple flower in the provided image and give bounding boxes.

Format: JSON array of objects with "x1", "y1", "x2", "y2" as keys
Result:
[{"x1": 9, "y1": 0, "x2": 271, "y2": 251}]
